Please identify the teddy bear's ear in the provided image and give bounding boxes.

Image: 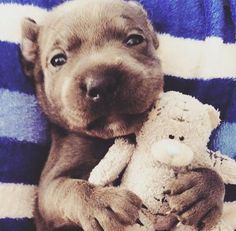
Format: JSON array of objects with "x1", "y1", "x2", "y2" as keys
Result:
[{"x1": 206, "y1": 105, "x2": 221, "y2": 129}]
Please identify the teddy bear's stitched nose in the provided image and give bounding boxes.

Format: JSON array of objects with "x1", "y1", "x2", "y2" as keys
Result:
[
  {"x1": 151, "y1": 139, "x2": 194, "y2": 167},
  {"x1": 165, "y1": 145, "x2": 180, "y2": 156}
]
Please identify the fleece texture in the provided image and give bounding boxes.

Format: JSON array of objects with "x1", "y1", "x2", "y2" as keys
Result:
[
  {"x1": 0, "y1": 1, "x2": 63, "y2": 230},
  {"x1": 137, "y1": 0, "x2": 236, "y2": 202},
  {"x1": 0, "y1": 0, "x2": 236, "y2": 230},
  {"x1": 89, "y1": 91, "x2": 236, "y2": 231}
]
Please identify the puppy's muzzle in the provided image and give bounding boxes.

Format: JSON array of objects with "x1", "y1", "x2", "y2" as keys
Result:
[{"x1": 81, "y1": 68, "x2": 121, "y2": 102}]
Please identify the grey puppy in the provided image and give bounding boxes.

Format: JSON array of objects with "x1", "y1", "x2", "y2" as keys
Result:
[{"x1": 20, "y1": 0, "x2": 224, "y2": 231}]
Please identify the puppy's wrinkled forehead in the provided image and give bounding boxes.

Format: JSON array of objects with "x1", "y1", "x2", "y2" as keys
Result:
[{"x1": 39, "y1": 0, "x2": 149, "y2": 52}]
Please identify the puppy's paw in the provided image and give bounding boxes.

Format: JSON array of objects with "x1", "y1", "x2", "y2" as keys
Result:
[
  {"x1": 81, "y1": 186, "x2": 142, "y2": 231},
  {"x1": 141, "y1": 209, "x2": 178, "y2": 231},
  {"x1": 166, "y1": 168, "x2": 224, "y2": 230},
  {"x1": 154, "y1": 214, "x2": 178, "y2": 231}
]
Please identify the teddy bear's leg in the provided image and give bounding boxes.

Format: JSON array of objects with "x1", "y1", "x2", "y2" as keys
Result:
[
  {"x1": 173, "y1": 223, "x2": 195, "y2": 231},
  {"x1": 209, "y1": 202, "x2": 236, "y2": 231},
  {"x1": 208, "y1": 220, "x2": 233, "y2": 231},
  {"x1": 221, "y1": 202, "x2": 236, "y2": 230},
  {"x1": 174, "y1": 219, "x2": 233, "y2": 231},
  {"x1": 125, "y1": 224, "x2": 149, "y2": 231}
]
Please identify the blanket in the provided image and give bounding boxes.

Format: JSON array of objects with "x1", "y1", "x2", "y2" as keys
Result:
[
  {"x1": 139, "y1": 0, "x2": 236, "y2": 202},
  {"x1": 0, "y1": 1, "x2": 60, "y2": 230},
  {"x1": 0, "y1": 0, "x2": 235, "y2": 230}
]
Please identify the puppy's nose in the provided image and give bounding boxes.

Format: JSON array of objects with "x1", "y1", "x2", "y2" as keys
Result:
[{"x1": 84, "y1": 73, "x2": 119, "y2": 101}]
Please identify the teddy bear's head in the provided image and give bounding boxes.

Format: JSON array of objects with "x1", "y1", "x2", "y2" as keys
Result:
[{"x1": 137, "y1": 91, "x2": 220, "y2": 167}]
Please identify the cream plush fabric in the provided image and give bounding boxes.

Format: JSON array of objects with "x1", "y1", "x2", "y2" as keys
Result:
[{"x1": 89, "y1": 91, "x2": 236, "y2": 231}]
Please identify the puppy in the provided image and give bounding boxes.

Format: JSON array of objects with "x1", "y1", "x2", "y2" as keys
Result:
[{"x1": 20, "y1": 0, "x2": 224, "y2": 230}]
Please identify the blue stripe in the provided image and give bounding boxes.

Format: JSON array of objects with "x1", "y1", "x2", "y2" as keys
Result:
[
  {"x1": 210, "y1": 122, "x2": 236, "y2": 159},
  {"x1": 0, "y1": 0, "x2": 67, "y2": 9},
  {"x1": 164, "y1": 76, "x2": 236, "y2": 123},
  {"x1": 0, "y1": 88, "x2": 49, "y2": 144},
  {"x1": 0, "y1": 0, "x2": 235, "y2": 42},
  {"x1": 138, "y1": 0, "x2": 236, "y2": 43},
  {"x1": 0, "y1": 218, "x2": 35, "y2": 231},
  {"x1": 229, "y1": 0, "x2": 236, "y2": 32},
  {"x1": 0, "y1": 137, "x2": 49, "y2": 185},
  {"x1": 0, "y1": 42, "x2": 35, "y2": 95}
]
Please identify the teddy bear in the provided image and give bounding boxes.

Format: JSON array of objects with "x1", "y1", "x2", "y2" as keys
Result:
[{"x1": 88, "y1": 91, "x2": 236, "y2": 231}]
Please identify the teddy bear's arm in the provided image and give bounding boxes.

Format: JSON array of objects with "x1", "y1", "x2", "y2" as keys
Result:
[
  {"x1": 88, "y1": 138, "x2": 135, "y2": 186},
  {"x1": 203, "y1": 150, "x2": 236, "y2": 184}
]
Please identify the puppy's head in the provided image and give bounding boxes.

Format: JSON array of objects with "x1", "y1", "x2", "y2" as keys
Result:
[{"x1": 21, "y1": 0, "x2": 163, "y2": 139}]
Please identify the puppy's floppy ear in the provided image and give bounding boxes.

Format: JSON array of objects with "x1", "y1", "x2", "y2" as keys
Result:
[
  {"x1": 128, "y1": 1, "x2": 159, "y2": 49},
  {"x1": 21, "y1": 17, "x2": 39, "y2": 78},
  {"x1": 146, "y1": 19, "x2": 159, "y2": 49}
]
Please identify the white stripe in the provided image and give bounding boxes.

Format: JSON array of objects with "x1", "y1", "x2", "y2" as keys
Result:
[
  {"x1": 0, "y1": 3, "x2": 47, "y2": 44},
  {"x1": 0, "y1": 183, "x2": 37, "y2": 218},
  {"x1": 2, "y1": 3, "x2": 236, "y2": 79},
  {"x1": 157, "y1": 34, "x2": 236, "y2": 79}
]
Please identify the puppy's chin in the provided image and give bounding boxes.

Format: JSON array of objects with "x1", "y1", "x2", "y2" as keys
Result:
[
  {"x1": 64, "y1": 109, "x2": 148, "y2": 139},
  {"x1": 84, "y1": 111, "x2": 149, "y2": 139}
]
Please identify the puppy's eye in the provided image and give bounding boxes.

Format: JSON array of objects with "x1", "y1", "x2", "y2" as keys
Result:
[
  {"x1": 50, "y1": 54, "x2": 67, "y2": 67},
  {"x1": 124, "y1": 34, "x2": 145, "y2": 46}
]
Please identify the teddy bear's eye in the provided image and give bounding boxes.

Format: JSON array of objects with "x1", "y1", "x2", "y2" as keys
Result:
[
  {"x1": 179, "y1": 136, "x2": 185, "y2": 141},
  {"x1": 169, "y1": 135, "x2": 175, "y2": 139}
]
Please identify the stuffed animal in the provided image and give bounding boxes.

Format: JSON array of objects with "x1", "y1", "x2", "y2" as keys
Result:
[{"x1": 89, "y1": 91, "x2": 236, "y2": 231}]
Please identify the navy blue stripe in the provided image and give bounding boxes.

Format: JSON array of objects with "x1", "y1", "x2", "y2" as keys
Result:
[
  {"x1": 0, "y1": 42, "x2": 35, "y2": 95},
  {"x1": 229, "y1": 0, "x2": 236, "y2": 32},
  {"x1": 138, "y1": 0, "x2": 236, "y2": 43},
  {"x1": 0, "y1": 0, "x2": 67, "y2": 10},
  {"x1": 0, "y1": 137, "x2": 49, "y2": 185},
  {"x1": 164, "y1": 76, "x2": 236, "y2": 123},
  {"x1": 225, "y1": 184, "x2": 236, "y2": 202},
  {"x1": 0, "y1": 218, "x2": 35, "y2": 231}
]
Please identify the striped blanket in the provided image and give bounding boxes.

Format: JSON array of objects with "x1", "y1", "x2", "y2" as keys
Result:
[{"x1": 0, "y1": 0, "x2": 235, "y2": 230}]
